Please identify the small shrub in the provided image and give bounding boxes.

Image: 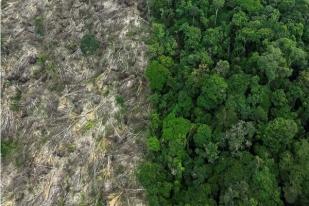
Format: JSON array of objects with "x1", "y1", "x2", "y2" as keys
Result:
[
  {"x1": 34, "y1": 16, "x2": 44, "y2": 37},
  {"x1": 82, "y1": 120, "x2": 96, "y2": 133},
  {"x1": 36, "y1": 53, "x2": 64, "y2": 92},
  {"x1": 66, "y1": 144, "x2": 76, "y2": 153},
  {"x1": 80, "y1": 34, "x2": 100, "y2": 55},
  {"x1": 37, "y1": 53, "x2": 48, "y2": 65},
  {"x1": 1, "y1": 140, "x2": 17, "y2": 158},
  {"x1": 115, "y1": 95, "x2": 125, "y2": 107}
]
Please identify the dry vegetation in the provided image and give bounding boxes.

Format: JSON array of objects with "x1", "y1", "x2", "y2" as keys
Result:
[{"x1": 1, "y1": 0, "x2": 149, "y2": 205}]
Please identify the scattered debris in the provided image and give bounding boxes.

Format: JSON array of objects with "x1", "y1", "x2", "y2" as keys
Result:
[{"x1": 1, "y1": 0, "x2": 149, "y2": 205}]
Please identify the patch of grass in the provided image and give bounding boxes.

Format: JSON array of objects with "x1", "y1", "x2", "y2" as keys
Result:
[
  {"x1": 115, "y1": 95, "x2": 127, "y2": 120},
  {"x1": 34, "y1": 16, "x2": 44, "y2": 37},
  {"x1": 46, "y1": 62, "x2": 57, "y2": 76},
  {"x1": 80, "y1": 34, "x2": 100, "y2": 55},
  {"x1": 79, "y1": 193, "x2": 88, "y2": 206},
  {"x1": 57, "y1": 198, "x2": 65, "y2": 206},
  {"x1": 10, "y1": 88, "x2": 22, "y2": 112},
  {"x1": 66, "y1": 144, "x2": 76, "y2": 153},
  {"x1": 81, "y1": 120, "x2": 96, "y2": 134},
  {"x1": 3, "y1": 79, "x2": 13, "y2": 87},
  {"x1": 115, "y1": 95, "x2": 125, "y2": 107},
  {"x1": 37, "y1": 53, "x2": 48, "y2": 65},
  {"x1": 114, "y1": 95, "x2": 128, "y2": 122},
  {"x1": 1, "y1": 140, "x2": 18, "y2": 158},
  {"x1": 37, "y1": 54, "x2": 57, "y2": 77},
  {"x1": 95, "y1": 198, "x2": 106, "y2": 206}
]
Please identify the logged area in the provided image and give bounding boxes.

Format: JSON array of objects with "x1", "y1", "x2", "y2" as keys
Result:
[
  {"x1": 1, "y1": 0, "x2": 148, "y2": 205},
  {"x1": 140, "y1": 0, "x2": 309, "y2": 205}
]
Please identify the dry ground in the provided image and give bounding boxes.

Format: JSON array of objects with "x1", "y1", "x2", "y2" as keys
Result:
[{"x1": 1, "y1": 0, "x2": 149, "y2": 205}]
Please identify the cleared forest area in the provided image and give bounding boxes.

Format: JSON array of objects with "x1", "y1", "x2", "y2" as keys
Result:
[{"x1": 1, "y1": 0, "x2": 148, "y2": 205}]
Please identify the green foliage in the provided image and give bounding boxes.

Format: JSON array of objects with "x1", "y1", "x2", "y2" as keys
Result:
[
  {"x1": 176, "y1": 184, "x2": 215, "y2": 205},
  {"x1": 252, "y1": 166, "x2": 283, "y2": 206},
  {"x1": 140, "y1": 0, "x2": 309, "y2": 205},
  {"x1": 204, "y1": 142, "x2": 219, "y2": 163},
  {"x1": 213, "y1": 0, "x2": 225, "y2": 9},
  {"x1": 34, "y1": 16, "x2": 44, "y2": 36},
  {"x1": 115, "y1": 95, "x2": 125, "y2": 107},
  {"x1": 261, "y1": 118, "x2": 298, "y2": 154},
  {"x1": 145, "y1": 61, "x2": 170, "y2": 91},
  {"x1": 257, "y1": 45, "x2": 291, "y2": 81},
  {"x1": 147, "y1": 136, "x2": 160, "y2": 152},
  {"x1": 35, "y1": 53, "x2": 65, "y2": 93},
  {"x1": 137, "y1": 162, "x2": 172, "y2": 205},
  {"x1": 193, "y1": 124, "x2": 212, "y2": 147},
  {"x1": 175, "y1": 91, "x2": 193, "y2": 117},
  {"x1": 225, "y1": 121, "x2": 255, "y2": 155},
  {"x1": 214, "y1": 60, "x2": 230, "y2": 77},
  {"x1": 232, "y1": 11, "x2": 248, "y2": 27},
  {"x1": 236, "y1": 0, "x2": 262, "y2": 12},
  {"x1": 37, "y1": 53, "x2": 48, "y2": 65},
  {"x1": 279, "y1": 139, "x2": 309, "y2": 204},
  {"x1": 182, "y1": 24, "x2": 201, "y2": 50},
  {"x1": 1, "y1": 140, "x2": 17, "y2": 158},
  {"x1": 80, "y1": 34, "x2": 100, "y2": 55},
  {"x1": 197, "y1": 74, "x2": 228, "y2": 110},
  {"x1": 81, "y1": 120, "x2": 96, "y2": 134},
  {"x1": 149, "y1": 23, "x2": 177, "y2": 56}
]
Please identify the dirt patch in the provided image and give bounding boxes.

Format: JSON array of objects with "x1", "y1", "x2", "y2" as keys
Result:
[{"x1": 1, "y1": 0, "x2": 149, "y2": 205}]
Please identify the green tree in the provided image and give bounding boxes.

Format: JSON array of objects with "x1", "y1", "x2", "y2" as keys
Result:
[
  {"x1": 181, "y1": 24, "x2": 202, "y2": 50},
  {"x1": 252, "y1": 166, "x2": 283, "y2": 206},
  {"x1": 137, "y1": 162, "x2": 172, "y2": 205},
  {"x1": 280, "y1": 139, "x2": 309, "y2": 204},
  {"x1": 274, "y1": 38, "x2": 307, "y2": 68},
  {"x1": 225, "y1": 121, "x2": 255, "y2": 155},
  {"x1": 175, "y1": 90, "x2": 193, "y2": 117},
  {"x1": 261, "y1": 118, "x2": 298, "y2": 154},
  {"x1": 162, "y1": 113, "x2": 191, "y2": 178},
  {"x1": 147, "y1": 136, "x2": 161, "y2": 152},
  {"x1": 197, "y1": 74, "x2": 228, "y2": 110},
  {"x1": 214, "y1": 60, "x2": 230, "y2": 77},
  {"x1": 257, "y1": 45, "x2": 291, "y2": 82},
  {"x1": 232, "y1": 11, "x2": 248, "y2": 27},
  {"x1": 213, "y1": 0, "x2": 225, "y2": 25},
  {"x1": 146, "y1": 61, "x2": 170, "y2": 92},
  {"x1": 193, "y1": 124, "x2": 212, "y2": 147},
  {"x1": 140, "y1": 0, "x2": 309, "y2": 205},
  {"x1": 236, "y1": 0, "x2": 262, "y2": 12},
  {"x1": 202, "y1": 27, "x2": 226, "y2": 57}
]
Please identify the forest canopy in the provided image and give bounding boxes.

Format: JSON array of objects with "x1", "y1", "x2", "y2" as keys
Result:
[{"x1": 139, "y1": 0, "x2": 309, "y2": 205}]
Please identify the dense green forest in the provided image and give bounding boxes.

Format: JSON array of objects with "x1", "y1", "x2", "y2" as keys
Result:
[{"x1": 139, "y1": 0, "x2": 309, "y2": 205}]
